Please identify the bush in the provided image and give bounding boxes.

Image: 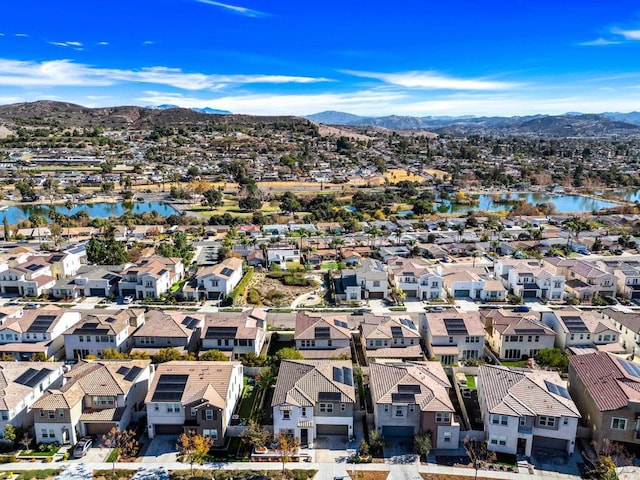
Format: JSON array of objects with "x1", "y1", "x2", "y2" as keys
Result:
[
  {"x1": 229, "y1": 267, "x2": 254, "y2": 304},
  {"x1": 535, "y1": 348, "x2": 569, "y2": 372},
  {"x1": 106, "y1": 448, "x2": 119, "y2": 463},
  {"x1": 0, "y1": 455, "x2": 16, "y2": 463},
  {"x1": 247, "y1": 288, "x2": 261, "y2": 305}
]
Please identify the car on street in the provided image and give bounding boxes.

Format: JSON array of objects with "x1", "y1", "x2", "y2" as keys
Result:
[
  {"x1": 73, "y1": 437, "x2": 93, "y2": 458},
  {"x1": 426, "y1": 306, "x2": 445, "y2": 312},
  {"x1": 512, "y1": 305, "x2": 530, "y2": 312},
  {"x1": 24, "y1": 302, "x2": 40, "y2": 309}
]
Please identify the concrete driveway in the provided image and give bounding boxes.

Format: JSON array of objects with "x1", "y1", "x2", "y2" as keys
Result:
[
  {"x1": 67, "y1": 445, "x2": 111, "y2": 463},
  {"x1": 313, "y1": 435, "x2": 352, "y2": 463},
  {"x1": 138, "y1": 435, "x2": 180, "y2": 463}
]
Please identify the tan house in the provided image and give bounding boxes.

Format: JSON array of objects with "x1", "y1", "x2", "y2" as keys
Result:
[
  {"x1": 294, "y1": 311, "x2": 351, "y2": 359},
  {"x1": 131, "y1": 310, "x2": 205, "y2": 355},
  {"x1": 360, "y1": 314, "x2": 423, "y2": 362}
]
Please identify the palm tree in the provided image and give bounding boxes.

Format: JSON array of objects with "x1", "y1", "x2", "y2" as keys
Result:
[{"x1": 64, "y1": 199, "x2": 74, "y2": 241}]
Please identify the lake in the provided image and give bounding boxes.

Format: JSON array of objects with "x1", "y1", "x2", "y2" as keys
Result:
[
  {"x1": 436, "y1": 193, "x2": 618, "y2": 214},
  {"x1": 0, "y1": 202, "x2": 178, "y2": 224}
]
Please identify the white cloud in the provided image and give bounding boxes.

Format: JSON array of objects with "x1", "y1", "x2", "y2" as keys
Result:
[
  {"x1": 98, "y1": 41, "x2": 109, "y2": 46},
  {"x1": 578, "y1": 37, "x2": 622, "y2": 46},
  {"x1": 195, "y1": 0, "x2": 268, "y2": 18},
  {"x1": 143, "y1": 40, "x2": 155, "y2": 45},
  {"x1": 15, "y1": 33, "x2": 28, "y2": 37},
  {"x1": 48, "y1": 41, "x2": 83, "y2": 48},
  {"x1": 343, "y1": 70, "x2": 519, "y2": 90},
  {"x1": 612, "y1": 27, "x2": 640, "y2": 40},
  {"x1": 0, "y1": 58, "x2": 332, "y2": 90},
  {"x1": 0, "y1": 33, "x2": 4, "y2": 36}
]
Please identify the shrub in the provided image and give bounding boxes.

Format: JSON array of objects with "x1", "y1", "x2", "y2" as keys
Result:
[{"x1": 247, "y1": 288, "x2": 261, "y2": 305}]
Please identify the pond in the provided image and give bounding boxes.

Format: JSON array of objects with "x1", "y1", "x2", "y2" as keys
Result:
[
  {"x1": 0, "y1": 201, "x2": 178, "y2": 224},
  {"x1": 436, "y1": 193, "x2": 617, "y2": 214}
]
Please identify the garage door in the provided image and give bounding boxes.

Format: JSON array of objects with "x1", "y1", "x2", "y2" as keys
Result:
[
  {"x1": 85, "y1": 423, "x2": 116, "y2": 436},
  {"x1": 532, "y1": 435, "x2": 567, "y2": 451},
  {"x1": 316, "y1": 424, "x2": 348, "y2": 436},
  {"x1": 4, "y1": 286, "x2": 19, "y2": 294},
  {"x1": 403, "y1": 290, "x2": 417, "y2": 298},
  {"x1": 89, "y1": 288, "x2": 106, "y2": 296},
  {"x1": 523, "y1": 290, "x2": 537, "y2": 298},
  {"x1": 153, "y1": 424, "x2": 184, "y2": 435},
  {"x1": 121, "y1": 289, "x2": 136, "y2": 296},
  {"x1": 369, "y1": 292, "x2": 384, "y2": 299},
  {"x1": 454, "y1": 290, "x2": 470, "y2": 298},
  {"x1": 382, "y1": 425, "x2": 414, "y2": 438},
  {"x1": 633, "y1": 291, "x2": 640, "y2": 299}
]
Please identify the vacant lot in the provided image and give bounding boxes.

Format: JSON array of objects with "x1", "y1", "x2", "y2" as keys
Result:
[{"x1": 245, "y1": 271, "x2": 318, "y2": 307}]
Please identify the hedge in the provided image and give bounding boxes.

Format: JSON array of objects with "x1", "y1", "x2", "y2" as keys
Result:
[{"x1": 229, "y1": 267, "x2": 254, "y2": 304}]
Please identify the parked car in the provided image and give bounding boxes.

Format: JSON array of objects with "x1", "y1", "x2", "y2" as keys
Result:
[
  {"x1": 123, "y1": 295, "x2": 134, "y2": 304},
  {"x1": 24, "y1": 302, "x2": 40, "y2": 309},
  {"x1": 512, "y1": 305, "x2": 530, "y2": 312},
  {"x1": 426, "y1": 306, "x2": 445, "y2": 312},
  {"x1": 73, "y1": 437, "x2": 92, "y2": 458}
]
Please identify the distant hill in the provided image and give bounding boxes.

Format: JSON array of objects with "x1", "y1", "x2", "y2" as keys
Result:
[
  {"x1": 152, "y1": 104, "x2": 232, "y2": 115},
  {"x1": 305, "y1": 110, "x2": 640, "y2": 137}
]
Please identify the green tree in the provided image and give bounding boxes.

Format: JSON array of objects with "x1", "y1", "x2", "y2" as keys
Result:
[
  {"x1": 275, "y1": 433, "x2": 300, "y2": 475},
  {"x1": 3, "y1": 424, "x2": 16, "y2": 444},
  {"x1": 240, "y1": 420, "x2": 271, "y2": 450},
  {"x1": 102, "y1": 427, "x2": 139, "y2": 473},
  {"x1": 202, "y1": 188, "x2": 223, "y2": 208},
  {"x1": 2, "y1": 216, "x2": 9, "y2": 241},
  {"x1": 279, "y1": 191, "x2": 301, "y2": 215},
  {"x1": 274, "y1": 347, "x2": 304, "y2": 363},
  {"x1": 177, "y1": 431, "x2": 214, "y2": 474},
  {"x1": 534, "y1": 348, "x2": 568, "y2": 371},
  {"x1": 153, "y1": 347, "x2": 196, "y2": 364},
  {"x1": 239, "y1": 195, "x2": 262, "y2": 212},
  {"x1": 157, "y1": 231, "x2": 194, "y2": 265},
  {"x1": 86, "y1": 236, "x2": 128, "y2": 265},
  {"x1": 199, "y1": 350, "x2": 229, "y2": 361},
  {"x1": 414, "y1": 433, "x2": 432, "y2": 458}
]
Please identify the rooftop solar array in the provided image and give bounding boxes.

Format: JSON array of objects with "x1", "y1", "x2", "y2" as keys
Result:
[
  {"x1": 220, "y1": 267, "x2": 234, "y2": 277},
  {"x1": 391, "y1": 393, "x2": 416, "y2": 403},
  {"x1": 544, "y1": 380, "x2": 571, "y2": 399},
  {"x1": 390, "y1": 326, "x2": 404, "y2": 338},
  {"x1": 332, "y1": 366, "x2": 353, "y2": 386},
  {"x1": 151, "y1": 374, "x2": 188, "y2": 402},
  {"x1": 204, "y1": 326, "x2": 238, "y2": 339},
  {"x1": 562, "y1": 315, "x2": 589, "y2": 333},
  {"x1": 123, "y1": 366, "x2": 143, "y2": 382},
  {"x1": 27, "y1": 315, "x2": 57, "y2": 333},
  {"x1": 444, "y1": 318, "x2": 468, "y2": 336},
  {"x1": 333, "y1": 319, "x2": 349, "y2": 329},
  {"x1": 25, "y1": 264, "x2": 42, "y2": 271},
  {"x1": 15, "y1": 367, "x2": 53, "y2": 388},
  {"x1": 182, "y1": 317, "x2": 200, "y2": 330},
  {"x1": 399, "y1": 318, "x2": 417, "y2": 330},
  {"x1": 514, "y1": 327, "x2": 545, "y2": 335},
  {"x1": 318, "y1": 391, "x2": 341, "y2": 402},
  {"x1": 620, "y1": 358, "x2": 640, "y2": 378},
  {"x1": 398, "y1": 384, "x2": 421, "y2": 394},
  {"x1": 315, "y1": 327, "x2": 331, "y2": 339}
]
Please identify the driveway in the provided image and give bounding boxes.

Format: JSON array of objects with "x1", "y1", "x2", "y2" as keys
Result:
[
  {"x1": 66, "y1": 446, "x2": 111, "y2": 463},
  {"x1": 313, "y1": 435, "x2": 353, "y2": 463},
  {"x1": 138, "y1": 435, "x2": 180, "y2": 463}
]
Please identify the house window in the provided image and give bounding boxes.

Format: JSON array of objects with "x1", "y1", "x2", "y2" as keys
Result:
[
  {"x1": 48, "y1": 410, "x2": 55, "y2": 419},
  {"x1": 611, "y1": 418, "x2": 627, "y2": 430},
  {"x1": 563, "y1": 417, "x2": 569, "y2": 426},
  {"x1": 436, "y1": 412, "x2": 451, "y2": 423},
  {"x1": 319, "y1": 403, "x2": 334, "y2": 413},
  {"x1": 409, "y1": 405, "x2": 415, "y2": 413},
  {"x1": 190, "y1": 408, "x2": 197, "y2": 417},
  {"x1": 0, "y1": 411, "x2": 7, "y2": 421},
  {"x1": 58, "y1": 409, "x2": 64, "y2": 418},
  {"x1": 203, "y1": 429, "x2": 218, "y2": 439},
  {"x1": 373, "y1": 281, "x2": 380, "y2": 287},
  {"x1": 491, "y1": 414, "x2": 508, "y2": 426},
  {"x1": 443, "y1": 432, "x2": 452, "y2": 442},
  {"x1": 79, "y1": 335, "x2": 84, "y2": 343},
  {"x1": 538, "y1": 416, "x2": 556, "y2": 428},
  {"x1": 449, "y1": 336, "x2": 454, "y2": 344},
  {"x1": 205, "y1": 409, "x2": 214, "y2": 420},
  {"x1": 41, "y1": 429, "x2": 55, "y2": 439},
  {"x1": 283, "y1": 411, "x2": 290, "y2": 420},
  {"x1": 301, "y1": 407, "x2": 307, "y2": 417},
  {"x1": 341, "y1": 403, "x2": 346, "y2": 412},
  {"x1": 395, "y1": 406, "x2": 403, "y2": 417},
  {"x1": 519, "y1": 417, "x2": 526, "y2": 427},
  {"x1": 167, "y1": 403, "x2": 182, "y2": 413},
  {"x1": 384, "y1": 405, "x2": 389, "y2": 413},
  {"x1": 210, "y1": 280, "x2": 219, "y2": 287}
]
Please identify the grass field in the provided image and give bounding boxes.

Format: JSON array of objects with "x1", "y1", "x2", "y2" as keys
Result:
[{"x1": 384, "y1": 169, "x2": 425, "y2": 183}]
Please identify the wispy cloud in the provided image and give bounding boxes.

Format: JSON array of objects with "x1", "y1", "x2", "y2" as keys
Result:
[
  {"x1": 143, "y1": 40, "x2": 155, "y2": 45},
  {"x1": 578, "y1": 37, "x2": 622, "y2": 46},
  {"x1": 15, "y1": 33, "x2": 28, "y2": 37},
  {"x1": 0, "y1": 58, "x2": 331, "y2": 90},
  {"x1": 611, "y1": 27, "x2": 640, "y2": 40},
  {"x1": 98, "y1": 41, "x2": 109, "y2": 46},
  {"x1": 343, "y1": 70, "x2": 519, "y2": 90},
  {"x1": 48, "y1": 41, "x2": 84, "y2": 49},
  {"x1": 195, "y1": 0, "x2": 269, "y2": 18}
]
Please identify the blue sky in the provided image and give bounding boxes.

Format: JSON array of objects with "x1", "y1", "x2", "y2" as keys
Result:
[{"x1": 2, "y1": 0, "x2": 640, "y2": 116}]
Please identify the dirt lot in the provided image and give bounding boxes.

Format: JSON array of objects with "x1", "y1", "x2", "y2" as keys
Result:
[
  {"x1": 245, "y1": 271, "x2": 318, "y2": 307},
  {"x1": 350, "y1": 472, "x2": 389, "y2": 480}
]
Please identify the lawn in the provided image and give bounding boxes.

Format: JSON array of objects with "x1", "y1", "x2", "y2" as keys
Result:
[
  {"x1": 321, "y1": 262, "x2": 340, "y2": 269},
  {"x1": 501, "y1": 361, "x2": 527, "y2": 368},
  {"x1": 466, "y1": 375, "x2": 477, "y2": 390},
  {"x1": 18, "y1": 447, "x2": 60, "y2": 457},
  {"x1": 170, "y1": 278, "x2": 187, "y2": 293},
  {"x1": 93, "y1": 469, "x2": 136, "y2": 480},
  {"x1": 13, "y1": 470, "x2": 62, "y2": 480},
  {"x1": 237, "y1": 380, "x2": 259, "y2": 420},
  {"x1": 349, "y1": 472, "x2": 389, "y2": 480},
  {"x1": 421, "y1": 475, "x2": 497, "y2": 480}
]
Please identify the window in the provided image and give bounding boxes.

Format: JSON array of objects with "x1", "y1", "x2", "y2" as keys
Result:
[
  {"x1": 384, "y1": 405, "x2": 389, "y2": 413},
  {"x1": 79, "y1": 335, "x2": 84, "y2": 343},
  {"x1": 491, "y1": 414, "x2": 508, "y2": 426},
  {"x1": 203, "y1": 429, "x2": 218, "y2": 439},
  {"x1": 301, "y1": 407, "x2": 307, "y2": 417},
  {"x1": 0, "y1": 411, "x2": 7, "y2": 421},
  {"x1": 48, "y1": 410, "x2": 55, "y2": 419},
  {"x1": 93, "y1": 396, "x2": 115, "y2": 406},
  {"x1": 58, "y1": 409, "x2": 64, "y2": 418},
  {"x1": 443, "y1": 432, "x2": 452, "y2": 442},
  {"x1": 449, "y1": 336, "x2": 454, "y2": 344},
  {"x1": 436, "y1": 412, "x2": 451, "y2": 423},
  {"x1": 341, "y1": 403, "x2": 346, "y2": 412},
  {"x1": 563, "y1": 417, "x2": 569, "y2": 426},
  {"x1": 395, "y1": 406, "x2": 403, "y2": 417},
  {"x1": 409, "y1": 405, "x2": 415, "y2": 413},
  {"x1": 319, "y1": 403, "x2": 334, "y2": 413},
  {"x1": 283, "y1": 411, "x2": 290, "y2": 420},
  {"x1": 373, "y1": 280, "x2": 380, "y2": 287},
  {"x1": 167, "y1": 404, "x2": 182, "y2": 413},
  {"x1": 538, "y1": 416, "x2": 556, "y2": 428},
  {"x1": 190, "y1": 408, "x2": 197, "y2": 417},
  {"x1": 205, "y1": 409, "x2": 214, "y2": 420},
  {"x1": 611, "y1": 418, "x2": 627, "y2": 430}
]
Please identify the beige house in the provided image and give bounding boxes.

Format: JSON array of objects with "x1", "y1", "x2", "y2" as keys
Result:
[
  {"x1": 360, "y1": 314, "x2": 422, "y2": 362},
  {"x1": 294, "y1": 311, "x2": 351, "y2": 359},
  {"x1": 422, "y1": 310, "x2": 485, "y2": 364},
  {"x1": 131, "y1": 310, "x2": 205, "y2": 355}
]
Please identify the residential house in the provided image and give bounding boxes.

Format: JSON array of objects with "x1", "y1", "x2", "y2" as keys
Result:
[
  {"x1": 200, "y1": 309, "x2": 267, "y2": 359},
  {"x1": 369, "y1": 361, "x2": 460, "y2": 448},
  {"x1": 272, "y1": 359, "x2": 356, "y2": 445},
  {"x1": 145, "y1": 361, "x2": 243, "y2": 446},
  {"x1": 267, "y1": 247, "x2": 300, "y2": 267},
  {"x1": 0, "y1": 256, "x2": 56, "y2": 297},
  {"x1": 494, "y1": 259, "x2": 565, "y2": 301},
  {"x1": 478, "y1": 364, "x2": 580, "y2": 456},
  {"x1": 185, "y1": 257, "x2": 243, "y2": 301},
  {"x1": 568, "y1": 352, "x2": 640, "y2": 447},
  {"x1": 63, "y1": 309, "x2": 145, "y2": 360},
  {"x1": 294, "y1": 312, "x2": 351, "y2": 359},
  {"x1": 483, "y1": 309, "x2": 556, "y2": 361},
  {"x1": 0, "y1": 361, "x2": 65, "y2": 431},
  {"x1": 441, "y1": 269, "x2": 506, "y2": 302},
  {"x1": 610, "y1": 262, "x2": 640, "y2": 300},
  {"x1": 387, "y1": 256, "x2": 443, "y2": 300},
  {"x1": 422, "y1": 310, "x2": 485, "y2": 365},
  {"x1": 336, "y1": 258, "x2": 389, "y2": 301},
  {"x1": 601, "y1": 308, "x2": 640, "y2": 356},
  {"x1": 119, "y1": 256, "x2": 184, "y2": 300},
  {"x1": 32, "y1": 359, "x2": 152, "y2": 445},
  {"x1": 541, "y1": 307, "x2": 619, "y2": 352},
  {"x1": 360, "y1": 314, "x2": 423, "y2": 362},
  {"x1": 51, "y1": 266, "x2": 122, "y2": 299},
  {"x1": 0, "y1": 309, "x2": 82, "y2": 360},
  {"x1": 131, "y1": 310, "x2": 205, "y2": 355},
  {"x1": 46, "y1": 250, "x2": 82, "y2": 279},
  {"x1": 544, "y1": 258, "x2": 617, "y2": 301}
]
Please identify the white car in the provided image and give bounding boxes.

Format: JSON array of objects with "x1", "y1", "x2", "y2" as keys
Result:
[{"x1": 123, "y1": 295, "x2": 134, "y2": 304}]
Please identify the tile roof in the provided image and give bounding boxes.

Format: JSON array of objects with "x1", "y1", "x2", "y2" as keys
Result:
[
  {"x1": 133, "y1": 310, "x2": 204, "y2": 339},
  {"x1": 196, "y1": 257, "x2": 243, "y2": 279},
  {"x1": 425, "y1": 310, "x2": 485, "y2": 337},
  {"x1": 602, "y1": 308, "x2": 640, "y2": 333},
  {"x1": 294, "y1": 312, "x2": 351, "y2": 341},
  {"x1": 0, "y1": 361, "x2": 64, "y2": 410},
  {"x1": 479, "y1": 365, "x2": 580, "y2": 418},
  {"x1": 360, "y1": 315, "x2": 420, "y2": 340}
]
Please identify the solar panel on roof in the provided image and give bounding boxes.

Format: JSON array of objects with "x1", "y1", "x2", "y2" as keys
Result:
[
  {"x1": 25, "y1": 264, "x2": 42, "y2": 271},
  {"x1": 221, "y1": 268, "x2": 234, "y2": 277},
  {"x1": 152, "y1": 374, "x2": 188, "y2": 402},
  {"x1": 333, "y1": 366, "x2": 343, "y2": 384},
  {"x1": 620, "y1": 359, "x2": 640, "y2": 378},
  {"x1": 315, "y1": 327, "x2": 331, "y2": 339},
  {"x1": 182, "y1": 317, "x2": 200, "y2": 329},
  {"x1": 123, "y1": 366, "x2": 142, "y2": 382},
  {"x1": 116, "y1": 366, "x2": 131, "y2": 376},
  {"x1": 514, "y1": 328, "x2": 545, "y2": 335},
  {"x1": 399, "y1": 318, "x2": 416, "y2": 330},
  {"x1": 390, "y1": 326, "x2": 404, "y2": 338},
  {"x1": 444, "y1": 318, "x2": 468, "y2": 336},
  {"x1": 391, "y1": 393, "x2": 415, "y2": 403},
  {"x1": 544, "y1": 380, "x2": 571, "y2": 399},
  {"x1": 318, "y1": 392, "x2": 341, "y2": 402},
  {"x1": 15, "y1": 367, "x2": 52, "y2": 388},
  {"x1": 333, "y1": 319, "x2": 349, "y2": 329},
  {"x1": 342, "y1": 367, "x2": 353, "y2": 386},
  {"x1": 205, "y1": 327, "x2": 238, "y2": 339},
  {"x1": 562, "y1": 316, "x2": 589, "y2": 333},
  {"x1": 398, "y1": 384, "x2": 421, "y2": 394},
  {"x1": 27, "y1": 315, "x2": 57, "y2": 333}
]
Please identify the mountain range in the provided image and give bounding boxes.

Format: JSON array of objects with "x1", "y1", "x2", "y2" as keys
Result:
[
  {"x1": 152, "y1": 104, "x2": 232, "y2": 115},
  {"x1": 305, "y1": 110, "x2": 640, "y2": 137}
]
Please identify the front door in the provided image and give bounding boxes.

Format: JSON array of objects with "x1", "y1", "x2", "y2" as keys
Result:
[
  {"x1": 301, "y1": 429, "x2": 308, "y2": 446},
  {"x1": 517, "y1": 437, "x2": 527, "y2": 455}
]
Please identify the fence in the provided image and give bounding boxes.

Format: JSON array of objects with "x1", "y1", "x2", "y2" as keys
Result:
[{"x1": 227, "y1": 425, "x2": 249, "y2": 437}]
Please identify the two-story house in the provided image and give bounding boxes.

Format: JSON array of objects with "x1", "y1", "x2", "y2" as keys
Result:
[
  {"x1": 185, "y1": 257, "x2": 243, "y2": 301},
  {"x1": 294, "y1": 312, "x2": 351, "y2": 359},
  {"x1": 145, "y1": 361, "x2": 243, "y2": 446},
  {"x1": 32, "y1": 359, "x2": 152, "y2": 445},
  {"x1": 131, "y1": 310, "x2": 205, "y2": 355},
  {"x1": 369, "y1": 361, "x2": 460, "y2": 448},
  {"x1": 386, "y1": 256, "x2": 443, "y2": 300},
  {"x1": 422, "y1": 310, "x2": 485, "y2": 365},
  {"x1": 200, "y1": 309, "x2": 267, "y2": 359},
  {"x1": 63, "y1": 309, "x2": 145, "y2": 360},
  {"x1": 360, "y1": 314, "x2": 422, "y2": 362},
  {"x1": 612, "y1": 262, "x2": 640, "y2": 300},
  {"x1": 541, "y1": 307, "x2": 619, "y2": 352},
  {"x1": 494, "y1": 259, "x2": 565, "y2": 301},
  {"x1": 337, "y1": 258, "x2": 389, "y2": 301},
  {"x1": 272, "y1": 359, "x2": 356, "y2": 445},
  {"x1": 51, "y1": 266, "x2": 122, "y2": 300},
  {"x1": 0, "y1": 361, "x2": 65, "y2": 430},
  {"x1": 568, "y1": 352, "x2": 640, "y2": 448},
  {"x1": 441, "y1": 269, "x2": 506, "y2": 302},
  {"x1": 267, "y1": 247, "x2": 300, "y2": 267},
  {"x1": 0, "y1": 256, "x2": 56, "y2": 297},
  {"x1": 478, "y1": 364, "x2": 580, "y2": 457},
  {"x1": 483, "y1": 309, "x2": 556, "y2": 361},
  {"x1": 119, "y1": 256, "x2": 184, "y2": 300},
  {"x1": 0, "y1": 309, "x2": 82, "y2": 360},
  {"x1": 601, "y1": 308, "x2": 640, "y2": 356},
  {"x1": 544, "y1": 258, "x2": 617, "y2": 302}
]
